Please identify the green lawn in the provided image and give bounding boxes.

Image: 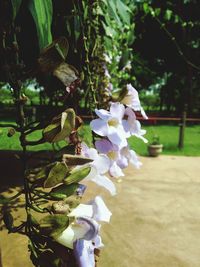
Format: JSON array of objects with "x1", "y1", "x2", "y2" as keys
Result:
[
  {"x1": 0, "y1": 122, "x2": 92, "y2": 152},
  {"x1": 0, "y1": 122, "x2": 200, "y2": 156},
  {"x1": 129, "y1": 125, "x2": 200, "y2": 156}
]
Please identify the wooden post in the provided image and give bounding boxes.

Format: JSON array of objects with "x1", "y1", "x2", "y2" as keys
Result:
[
  {"x1": 0, "y1": 248, "x2": 2, "y2": 267},
  {"x1": 178, "y1": 106, "x2": 187, "y2": 149}
]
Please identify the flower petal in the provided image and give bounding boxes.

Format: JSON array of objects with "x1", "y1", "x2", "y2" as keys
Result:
[
  {"x1": 93, "y1": 154, "x2": 110, "y2": 174},
  {"x1": 110, "y1": 102, "x2": 125, "y2": 120},
  {"x1": 76, "y1": 216, "x2": 100, "y2": 241},
  {"x1": 68, "y1": 204, "x2": 93, "y2": 218},
  {"x1": 89, "y1": 196, "x2": 112, "y2": 223},
  {"x1": 56, "y1": 219, "x2": 96, "y2": 249},
  {"x1": 109, "y1": 162, "x2": 124, "y2": 178},
  {"x1": 73, "y1": 239, "x2": 95, "y2": 267},
  {"x1": 95, "y1": 108, "x2": 110, "y2": 120},
  {"x1": 90, "y1": 119, "x2": 108, "y2": 136},
  {"x1": 90, "y1": 174, "x2": 116, "y2": 196},
  {"x1": 117, "y1": 156, "x2": 129, "y2": 169},
  {"x1": 129, "y1": 149, "x2": 142, "y2": 168},
  {"x1": 108, "y1": 126, "x2": 127, "y2": 148},
  {"x1": 95, "y1": 139, "x2": 114, "y2": 154}
]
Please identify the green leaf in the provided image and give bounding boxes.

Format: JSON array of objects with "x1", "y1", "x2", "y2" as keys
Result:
[
  {"x1": 64, "y1": 166, "x2": 91, "y2": 185},
  {"x1": 50, "y1": 183, "x2": 79, "y2": 199},
  {"x1": 28, "y1": 0, "x2": 53, "y2": 50},
  {"x1": 11, "y1": 0, "x2": 22, "y2": 20},
  {"x1": 143, "y1": 3, "x2": 150, "y2": 14},
  {"x1": 116, "y1": 0, "x2": 131, "y2": 25},
  {"x1": 39, "y1": 214, "x2": 69, "y2": 238},
  {"x1": 155, "y1": 8, "x2": 161, "y2": 17},
  {"x1": 43, "y1": 109, "x2": 76, "y2": 143},
  {"x1": 102, "y1": 22, "x2": 117, "y2": 37},
  {"x1": 107, "y1": 0, "x2": 122, "y2": 26},
  {"x1": 165, "y1": 9, "x2": 173, "y2": 21},
  {"x1": 44, "y1": 162, "x2": 69, "y2": 188}
]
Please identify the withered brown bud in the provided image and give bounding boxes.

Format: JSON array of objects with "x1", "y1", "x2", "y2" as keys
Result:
[{"x1": 7, "y1": 127, "x2": 16, "y2": 137}]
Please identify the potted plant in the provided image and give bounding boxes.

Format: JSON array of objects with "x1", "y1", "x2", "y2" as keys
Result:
[{"x1": 148, "y1": 135, "x2": 163, "y2": 157}]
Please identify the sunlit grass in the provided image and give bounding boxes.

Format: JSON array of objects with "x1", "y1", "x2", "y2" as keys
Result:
[
  {"x1": 129, "y1": 125, "x2": 200, "y2": 156},
  {"x1": 0, "y1": 121, "x2": 200, "y2": 156}
]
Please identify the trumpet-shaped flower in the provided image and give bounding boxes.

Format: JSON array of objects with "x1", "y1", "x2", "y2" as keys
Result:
[
  {"x1": 121, "y1": 84, "x2": 148, "y2": 119},
  {"x1": 81, "y1": 143, "x2": 116, "y2": 195},
  {"x1": 55, "y1": 196, "x2": 111, "y2": 250},
  {"x1": 96, "y1": 139, "x2": 142, "y2": 171},
  {"x1": 90, "y1": 102, "x2": 127, "y2": 148},
  {"x1": 73, "y1": 235, "x2": 103, "y2": 267},
  {"x1": 118, "y1": 146, "x2": 142, "y2": 169},
  {"x1": 95, "y1": 139, "x2": 124, "y2": 177},
  {"x1": 122, "y1": 107, "x2": 148, "y2": 143}
]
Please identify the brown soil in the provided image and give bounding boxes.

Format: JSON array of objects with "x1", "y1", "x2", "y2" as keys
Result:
[{"x1": 1, "y1": 156, "x2": 200, "y2": 267}]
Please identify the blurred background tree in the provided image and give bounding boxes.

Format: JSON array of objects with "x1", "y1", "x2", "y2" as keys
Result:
[{"x1": 0, "y1": 0, "x2": 200, "y2": 117}]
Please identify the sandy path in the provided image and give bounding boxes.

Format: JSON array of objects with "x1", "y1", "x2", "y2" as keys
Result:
[{"x1": 1, "y1": 156, "x2": 200, "y2": 267}]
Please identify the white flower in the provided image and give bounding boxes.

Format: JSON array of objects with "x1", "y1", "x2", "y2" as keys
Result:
[
  {"x1": 95, "y1": 138, "x2": 141, "y2": 173},
  {"x1": 90, "y1": 102, "x2": 127, "y2": 148},
  {"x1": 121, "y1": 84, "x2": 148, "y2": 119},
  {"x1": 119, "y1": 146, "x2": 142, "y2": 169},
  {"x1": 122, "y1": 107, "x2": 148, "y2": 143},
  {"x1": 95, "y1": 139, "x2": 125, "y2": 178},
  {"x1": 73, "y1": 236, "x2": 103, "y2": 267},
  {"x1": 81, "y1": 143, "x2": 116, "y2": 195},
  {"x1": 55, "y1": 196, "x2": 111, "y2": 249}
]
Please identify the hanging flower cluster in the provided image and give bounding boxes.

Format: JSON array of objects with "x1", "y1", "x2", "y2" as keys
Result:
[
  {"x1": 90, "y1": 83, "x2": 147, "y2": 178},
  {"x1": 57, "y1": 84, "x2": 147, "y2": 266}
]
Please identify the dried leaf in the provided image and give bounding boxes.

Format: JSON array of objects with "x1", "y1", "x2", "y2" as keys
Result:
[
  {"x1": 53, "y1": 62, "x2": 78, "y2": 87},
  {"x1": 38, "y1": 37, "x2": 69, "y2": 72},
  {"x1": 62, "y1": 154, "x2": 93, "y2": 166}
]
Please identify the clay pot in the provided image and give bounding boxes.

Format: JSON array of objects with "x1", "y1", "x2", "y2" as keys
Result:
[{"x1": 148, "y1": 144, "x2": 163, "y2": 157}]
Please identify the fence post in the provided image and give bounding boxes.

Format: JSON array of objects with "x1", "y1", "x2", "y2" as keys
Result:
[{"x1": 178, "y1": 106, "x2": 187, "y2": 149}]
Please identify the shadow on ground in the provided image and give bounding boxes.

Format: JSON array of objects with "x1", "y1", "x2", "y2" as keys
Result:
[{"x1": 1, "y1": 155, "x2": 200, "y2": 267}]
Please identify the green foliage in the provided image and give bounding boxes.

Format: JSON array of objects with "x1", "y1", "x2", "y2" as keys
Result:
[
  {"x1": 39, "y1": 214, "x2": 69, "y2": 238},
  {"x1": 50, "y1": 183, "x2": 80, "y2": 200},
  {"x1": 28, "y1": 0, "x2": 53, "y2": 50},
  {"x1": 64, "y1": 166, "x2": 91, "y2": 185},
  {"x1": 99, "y1": 0, "x2": 136, "y2": 89},
  {"x1": 44, "y1": 162, "x2": 69, "y2": 188},
  {"x1": 43, "y1": 109, "x2": 76, "y2": 143},
  {"x1": 133, "y1": 0, "x2": 200, "y2": 114},
  {"x1": 11, "y1": 0, "x2": 22, "y2": 20}
]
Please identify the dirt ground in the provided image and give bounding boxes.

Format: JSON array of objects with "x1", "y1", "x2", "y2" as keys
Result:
[{"x1": 1, "y1": 155, "x2": 200, "y2": 267}]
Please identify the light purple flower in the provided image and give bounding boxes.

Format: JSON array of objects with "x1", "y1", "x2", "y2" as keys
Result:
[
  {"x1": 121, "y1": 84, "x2": 148, "y2": 119},
  {"x1": 95, "y1": 139, "x2": 124, "y2": 178},
  {"x1": 55, "y1": 196, "x2": 111, "y2": 249},
  {"x1": 118, "y1": 146, "x2": 142, "y2": 169},
  {"x1": 55, "y1": 216, "x2": 100, "y2": 249},
  {"x1": 73, "y1": 235, "x2": 103, "y2": 267},
  {"x1": 96, "y1": 139, "x2": 142, "y2": 171},
  {"x1": 122, "y1": 107, "x2": 148, "y2": 143},
  {"x1": 90, "y1": 102, "x2": 127, "y2": 148},
  {"x1": 81, "y1": 143, "x2": 116, "y2": 195},
  {"x1": 69, "y1": 196, "x2": 112, "y2": 223}
]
